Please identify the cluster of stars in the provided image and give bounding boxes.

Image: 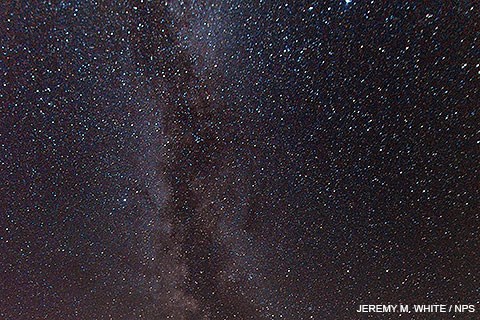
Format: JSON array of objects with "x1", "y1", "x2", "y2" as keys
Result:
[{"x1": 1, "y1": 0, "x2": 478, "y2": 319}]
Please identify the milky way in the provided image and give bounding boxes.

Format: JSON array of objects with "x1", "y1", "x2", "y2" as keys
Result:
[{"x1": 1, "y1": 1, "x2": 479, "y2": 319}]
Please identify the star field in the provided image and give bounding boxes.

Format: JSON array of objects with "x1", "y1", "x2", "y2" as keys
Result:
[{"x1": 1, "y1": 1, "x2": 479, "y2": 319}]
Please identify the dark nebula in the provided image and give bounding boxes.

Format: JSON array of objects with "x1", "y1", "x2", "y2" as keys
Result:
[{"x1": 1, "y1": 1, "x2": 478, "y2": 319}]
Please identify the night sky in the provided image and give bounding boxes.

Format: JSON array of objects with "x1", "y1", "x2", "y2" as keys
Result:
[{"x1": 1, "y1": 1, "x2": 479, "y2": 319}]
